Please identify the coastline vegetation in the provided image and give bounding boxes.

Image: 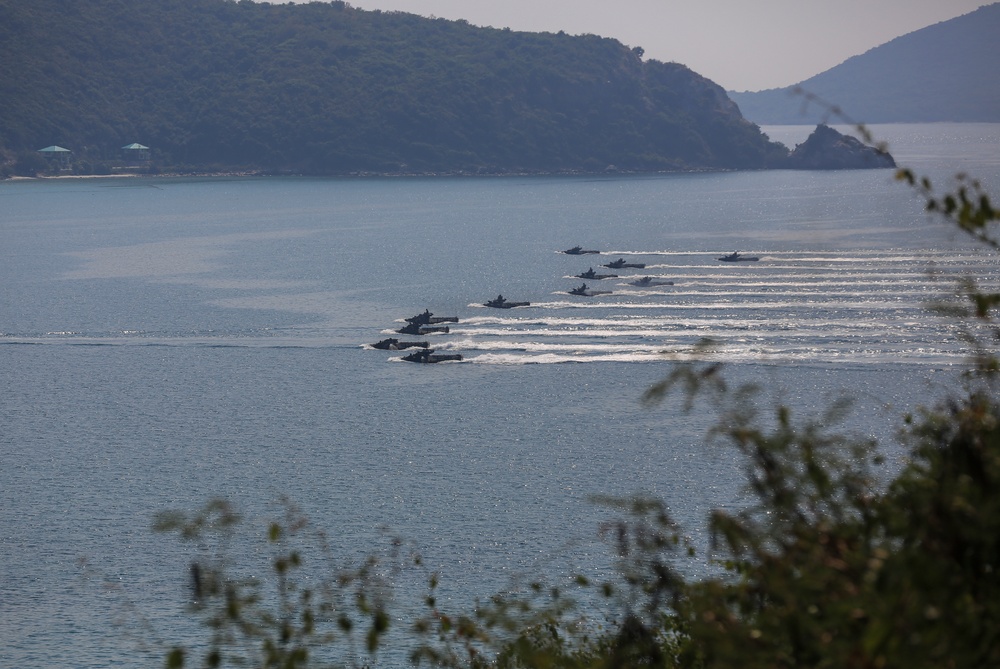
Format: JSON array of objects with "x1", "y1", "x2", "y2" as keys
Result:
[{"x1": 1, "y1": 0, "x2": 788, "y2": 177}]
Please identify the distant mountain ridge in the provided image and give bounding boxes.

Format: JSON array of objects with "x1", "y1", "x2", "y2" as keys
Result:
[
  {"x1": 729, "y1": 3, "x2": 1000, "y2": 125},
  {"x1": 0, "y1": 0, "x2": 789, "y2": 175}
]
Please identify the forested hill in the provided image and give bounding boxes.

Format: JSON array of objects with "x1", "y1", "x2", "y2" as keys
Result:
[
  {"x1": 0, "y1": 0, "x2": 788, "y2": 175},
  {"x1": 729, "y1": 3, "x2": 1000, "y2": 125}
]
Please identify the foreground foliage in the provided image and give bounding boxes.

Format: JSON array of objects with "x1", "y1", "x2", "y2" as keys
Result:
[{"x1": 156, "y1": 164, "x2": 1000, "y2": 667}]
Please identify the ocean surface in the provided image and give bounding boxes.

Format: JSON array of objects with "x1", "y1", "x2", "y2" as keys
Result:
[{"x1": 2, "y1": 123, "x2": 1000, "y2": 667}]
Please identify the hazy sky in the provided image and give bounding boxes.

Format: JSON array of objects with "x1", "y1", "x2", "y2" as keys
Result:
[{"x1": 287, "y1": 0, "x2": 988, "y2": 91}]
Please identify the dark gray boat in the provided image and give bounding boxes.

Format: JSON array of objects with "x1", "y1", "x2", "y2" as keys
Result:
[
  {"x1": 628, "y1": 276, "x2": 674, "y2": 287},
  {"x1": 576, "y1": 267, "x2": 618, "y2": 280},
  {"x1": 402, "y1": 348, "x2": 463, "y2": 363},
  {"x1": 371, "y1": 338, "x2": 429, "y2": 350},
  {"x1": 397, "y1": 322, "x2": 450, "y2": 335},
  {"x1": 485, "y1": 295, "x2": 530, "y2": 309},
  {"x1": 718, "y1": 251, "x2": 760, "y2": 262},
  {"x1": 569, "y1": 283, "x2": 612, "y2": 297},
  {"x1": 405, "y1": 310, "x2": 459, "y2": 326},
  {"x1": 603, "y1": 257, "x2": 645, "y2": 269}
]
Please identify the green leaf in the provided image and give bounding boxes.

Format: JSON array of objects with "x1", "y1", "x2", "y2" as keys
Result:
[{"x1": 165, "y1": 648, "x2": 184, "y2": 669}]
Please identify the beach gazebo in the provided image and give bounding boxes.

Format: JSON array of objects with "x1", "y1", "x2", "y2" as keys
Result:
[
  {"x1": 121, "y1": 142, "x2": 150, "y2": 165},
  {"x1": 37, "y1": 145, "x2": 72, "y2": 168}
]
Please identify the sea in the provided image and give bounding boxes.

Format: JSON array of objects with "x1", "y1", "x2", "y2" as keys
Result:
[{"x1": 2, "y1": 123, "x2": 1000, "y2": 667}]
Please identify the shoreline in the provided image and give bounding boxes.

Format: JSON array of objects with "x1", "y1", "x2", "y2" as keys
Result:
[
  {"x1": 3, "y1": 166, "x2": 736, "y2": 183},
  {"x1": 7, "y1": 173, "x2": 140, "y2": 180}
]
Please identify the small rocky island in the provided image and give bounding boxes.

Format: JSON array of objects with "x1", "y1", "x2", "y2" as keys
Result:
[{"x1": 779, "y1": 124, "x2": 896, "y2": 170}]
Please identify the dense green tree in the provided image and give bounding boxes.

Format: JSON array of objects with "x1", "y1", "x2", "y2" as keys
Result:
[
  {"x1": 0, "y1": 0, "x2": 787, "y2": 175},
  {"x1": 11, "y1": 150, "x2": 48, "y2": 176}
]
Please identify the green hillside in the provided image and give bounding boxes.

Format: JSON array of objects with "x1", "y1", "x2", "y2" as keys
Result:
[
  {"x1": 729, "y1": 3, "x2": 1000, "y2": 125},
  {"x1": 0, "y1": 0, "x2": 787, "y2": 175}
]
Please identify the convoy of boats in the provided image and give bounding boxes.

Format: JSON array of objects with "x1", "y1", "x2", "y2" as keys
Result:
[
  {"x1": 366, "y1": 246, "x2": 761, "y2": 364},
  {"x1": 369, "y1": 309, "x2": 463, "y2": 363}
]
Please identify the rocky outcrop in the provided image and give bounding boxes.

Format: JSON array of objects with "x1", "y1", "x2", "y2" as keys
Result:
[{"x1": 779, "y1": 124, "x2": 896, "y2": 170}]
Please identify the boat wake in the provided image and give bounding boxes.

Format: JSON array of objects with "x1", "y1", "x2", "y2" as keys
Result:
[{"x1": 434, "y1": 249, "x2": 996, "y2": 366}]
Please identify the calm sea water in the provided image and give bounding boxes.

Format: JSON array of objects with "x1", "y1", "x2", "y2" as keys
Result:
[{"x1": 2, "y1": 124, "x2": 1000, "y2": 667}]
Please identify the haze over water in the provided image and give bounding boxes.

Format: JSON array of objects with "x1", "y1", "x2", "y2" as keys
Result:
[{"x1": 2, "y1": 123, "x2": 999, "y2": 666}]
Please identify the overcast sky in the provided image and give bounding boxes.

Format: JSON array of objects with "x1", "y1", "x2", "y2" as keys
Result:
[{"x1": 286, "y1": 0, "x2": 988, "y2": 91}]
